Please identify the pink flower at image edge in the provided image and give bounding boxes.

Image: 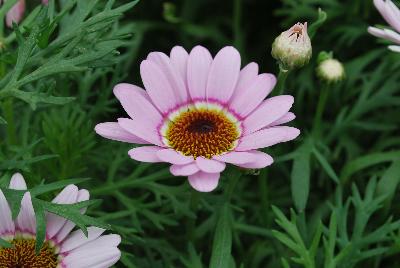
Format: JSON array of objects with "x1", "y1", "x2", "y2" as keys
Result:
[
  {"x1": 368, "y1": 0, "x2": 400, "y2": 52},
  {"x1": 0, "y1": 173, "x2": 121, "y2": 268}
]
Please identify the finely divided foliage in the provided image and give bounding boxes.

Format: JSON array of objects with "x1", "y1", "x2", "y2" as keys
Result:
[{"x1": 0, "y1": 0, "x2": 400, "y2": 267}]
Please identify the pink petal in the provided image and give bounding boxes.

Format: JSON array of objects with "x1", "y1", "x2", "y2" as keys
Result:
[
  {"x1": 236, "y1": 126, "x2": 300, "y2": 151},
  {"x1": 15, "y1": 192, "x2": 35, "y2": 234},
  {"x1": 206, "y1": 46, "x2": 241, "y2": 103},
  {"x1": 46, "y1": 185, "x2": 79, "y2": 239},
  {"x1": 368, "y1": 27, "x2": 386, "y2": 39},
  {"x1": 156, "y1": 149, "x2": 194, "y2": 165},
  {"x1": 187, "y1": 45, "x2": 212, "y2": 100},
  {"x1": 237, "y1": 150, "x2": 274, "y2": 169},
  {"x1": 374, "y1": 0, "x2": 393, "y2": 26},
  {"x1": 269, "y1": 112, "x2": 296, "y2": 127},
  {"x1": 170, "y1": 46, "x2": 189, "y2": 83},
  {"x1": 118, "y1": 118, "x2": 163, "y2": 146},
  {"x1": 383, "y1": 29, "x2": 400, "y2": 43},
  {"x1": 243, "y1": 95, "x2": 294, "y2": 135},
  {"x1": 62, "y1": 247, "x2": 121, "y2": 268},
  {"x1": 128, "y1": 146, "x2": 163, "y2": 163},
  {"x1": 368, "y1": 27, "x2": 400, "y2": 44},
  {"x1": 60, "y1": 227, "x2": 105, "y2": 253},
  {"x1": 9, "y1": 173, "x2": 27, "y2": 190},
  {"x1": 188, "y1": 172, "x2": 220, "y2": 192},
  {"x1": 230, "y1": 62, "x2": 259, "y2": 102},
  {"x1": 113, "y1": 83, "x2": 162, "y2": 126},
  {"x1": 6, "y1": 0, "x2": 25, "y2": 28},
  {"x1": 385, "y1": 0, "x2": 400, "y2": 32},
  {"x1": 229, "y1": 73, "x2": 277, "y2": 117},
  {"x1": 170, "y1": 163, "x2": 199, "y2": 176},
  {"x1": 147, "y1": 52, "x2": 188, "y2": 103},
  {"x1": 0, "y1": 190, "x2": 14, "y2": 237},
  {"x1": 95, "y1": 122, "x2": 149, "y2": 144},
  {"x1": 195, "y1": 157, "x2": 226, "y2": 173},
  {"x1": 213, "y1": 151, "x2": 257, "y2": 165},
  {"x1": 54, "y1": 189, "x2": 90, "y2": 243},
  {"x1": 140, "y1": 60, "x2": 180, "y2": 113},
  {"x1": 42, "y1": 0, "x2": 49, "y2": 4}
]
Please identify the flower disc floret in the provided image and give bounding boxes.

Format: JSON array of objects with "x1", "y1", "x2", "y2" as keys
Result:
[
  {"x1": 0, "y1": 239, "x2": 58, "y2": 268},
  {"x1": 161, "y1": 103, "x2": 241, "y2": 159}
]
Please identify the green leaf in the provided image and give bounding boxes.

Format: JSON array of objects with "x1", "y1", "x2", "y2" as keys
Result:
[
  {"x1": 32, "y1": 199, "x2": 47, "y2": 253},
  {"x1": 209, "y1": 203, "x2": 232, "y2": 268},
  {"x1": 9, "y1": 90, "x2": 75, "y2": 110},
  {"x1": 312, "y1": 148, "x2": 339, "y2": 183},
  {"x1": 340, "y1": 151, "x2": 400, "y2": 182},
  {"x1": 377, "y1": 160, "x2": 400, "y2": 203},
  {"x1": 30, "y1": 178, "x2": 90, "y2": 196},
  {"x1": 291, "y1": 141, "x2": 312, "y2": 212},
  {"x1": 0, "y1": 116, "x2": 7, "y2": 124},
  {"x1": 308, "y1": 8, "x2": 327, "y2": 39},
  {"x1": 32, "y1": 198, "x2": 110, "y2": 252},
  {"x1": 281, "y1": 258, "x2": 291, "y2": 268},
  {"x1": 323, "y1": 212, "x2": 337, "y2": 268},
  {"x1": 1, "y1": 188, "x2": 25, "y2": 219},
  {"x1": 0, "y1": 238, "x2": 12, "y2": 248},
  {"x1": 309, "y1": 221, "x2": 323, "y2": 258}
]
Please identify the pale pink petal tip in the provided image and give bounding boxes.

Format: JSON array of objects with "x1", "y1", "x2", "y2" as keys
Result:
[
  {"x1": 238, "y1": 151, "x2": 274, "y2": 169},
  {"x1": 128, "y1": 146, "x2": 162, "y2": 163},
  {"x1": 188, "y1": 172, "x2": 220, "y2": 192},
  {"x1": 170, "y1": 163, "x2": 199, "y2": 176},
  {"x1": 95, "y1": 122, "x2": 148, "y2": 144},
  {"x1": 42, "y1": 0, "x2": 49, "y2": 5},
  {"x1": 6, "y1": 0, "x2": 25, "y2": 28},
  {"x1": 9, "y1": 173, "x2": 27, "y2": 190},
  {"x1": 389, "y1": 45, "x2": 400, "y2": 52}
]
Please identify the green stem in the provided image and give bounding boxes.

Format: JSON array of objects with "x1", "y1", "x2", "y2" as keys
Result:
[
  {"x1": 276, "y1": 67, "x2": 290, "y2": 96},
  {"x1": 209, "y1": 169, "x2": 242, "y2": 267},
  {"x1": 258, "y1": 169, "x2": 270, "y2": 225},
  {"x1": 187, "y1": 189, "x2": 200, "y2": 242},
  {"x1": 225, "y1": 169, "x2": 242, "y2": 201},
  {"x1": 91, "y1": 169, "x2": 171, "y2": 195},
  {"x1": 2, "y1": 98, "x2": 17, "y2": 145},
  {"x1": 312, "y1": 84, "x2": 330, "y2": 137},
  {"x1": 233, "y1": 0, "x2": 243, "y2": 53}
]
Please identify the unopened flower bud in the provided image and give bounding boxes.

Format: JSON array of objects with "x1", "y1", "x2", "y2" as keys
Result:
[
  {"x1": 316, "y1": 52, "x2": 345, "y2": 83},
  {"x1": 271, "y1": 22, "x2": 312, "y2": 70}
]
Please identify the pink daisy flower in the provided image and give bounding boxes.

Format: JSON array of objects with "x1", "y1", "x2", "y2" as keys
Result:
[
  {"x1": 0, "y1": 173, "x2": 121, "y2": 268},
  {"x1": 368, "y1": 0, "x2": 400, "y2": 52},
  {"x1": 95, "y1": 46, "x2": 300, "y2": 192}
]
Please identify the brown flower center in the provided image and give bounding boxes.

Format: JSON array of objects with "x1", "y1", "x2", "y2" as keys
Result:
[
  {"x1": 164, "y1": 106, "x2": 240, "y2": 159},
  {"x1": 0, "y1": 239, "x2": 58, "y2": 268}
]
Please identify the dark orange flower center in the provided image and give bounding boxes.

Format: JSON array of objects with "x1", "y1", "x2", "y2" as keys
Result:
[
  {"x1": 164, "y1": 107, "x2": 240, "y2": 158},
  {"x1": 0, "y1": 239, "x2": 58, "y2": 268}
]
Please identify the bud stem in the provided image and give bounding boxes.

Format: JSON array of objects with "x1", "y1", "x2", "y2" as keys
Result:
[
  {"x1": 275, "y1": 66, "x2": 290, "y2": 96},
  {"x1": 312, "y1": 84, "x2": 330, "y2": 137}
]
